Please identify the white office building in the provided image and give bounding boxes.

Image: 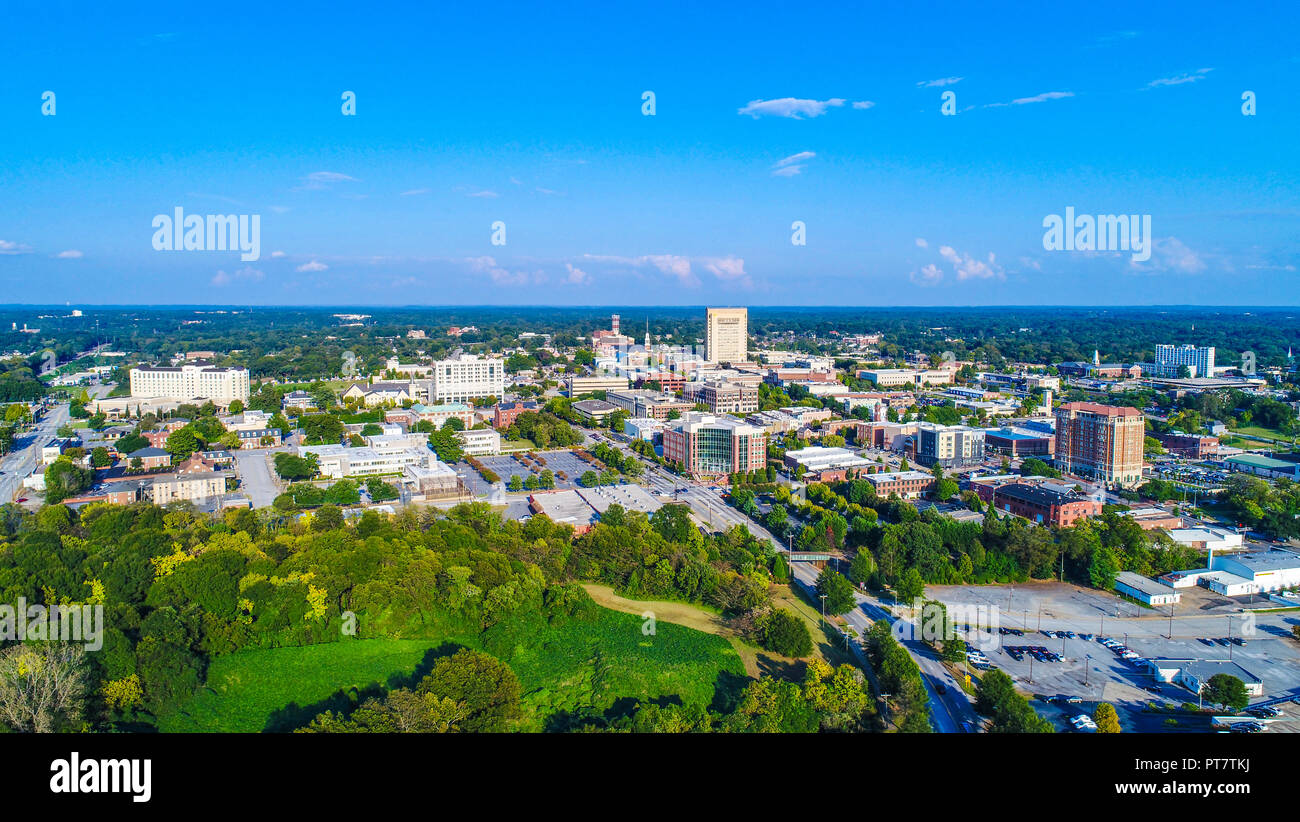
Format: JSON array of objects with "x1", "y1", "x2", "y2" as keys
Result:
[
  {"x1": 427, "y1": 354, "x2": 505, "y2": 404},
  {"x1": 456, "y1": 428, "x2": 502, "y2": 456},
  {"x1": 1154, "y1": 344, "x2": 1215, "y2": 379},
  {"x1": 297, "y1": 433, "x2": 436, "y2": 479},
  {"x1": 129, "y1": 362, "x2": 250, "y2": 405}
]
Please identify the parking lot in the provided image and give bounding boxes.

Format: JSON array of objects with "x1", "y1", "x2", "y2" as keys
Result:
[
  {"x1": 460, "y1": 449, "x2": 598, "y2": 494},
  {"x1": 935, "y1": 581, "x2": 1300, "y2": 731}
]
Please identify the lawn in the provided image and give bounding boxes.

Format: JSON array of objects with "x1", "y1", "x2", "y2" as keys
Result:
[
  {"x1": 157, "y1": 638, "x2": 449, "y2": 732},
  {"x1": 158, "y1": 601, "x2": 745, "y2": 732},
  {"x1": 1230, "y1": 425, "x2": 1294, "y2": 443}
]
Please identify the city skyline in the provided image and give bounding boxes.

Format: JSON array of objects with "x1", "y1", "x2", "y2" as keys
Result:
[{"x1": 2, "y1": 1, "x2": 1297, "y2": 306}]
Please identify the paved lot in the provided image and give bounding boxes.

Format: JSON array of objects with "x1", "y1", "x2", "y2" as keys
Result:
[
  {"x1": 930, "y1": 581, "x2": 1300, "y2": 731},
  {"x1": 233, "y1": 449, "x2": 281, "y2": 508},
  {"x1": 463, "y1": 450, "x2": 597, "y2": 493}
]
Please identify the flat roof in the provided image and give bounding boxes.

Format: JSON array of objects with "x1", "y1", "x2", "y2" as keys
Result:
[
  {"x1": 1219, "y1": 548, "x2": 1300, "y2": 572},
  {"x1": 1149, "y1": 659, "x2": 1262, "y2": 685},
  {"x1": 1115, "y1": 571, "x2": 1178, "y2": 597},
  {"x1": 1226, "y1": 453, "x2": 1297, "y2": 470}
]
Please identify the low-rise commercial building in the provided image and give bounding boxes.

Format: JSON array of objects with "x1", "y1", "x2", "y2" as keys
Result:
[
  {"x1": 974, "y1": 482, "x2": 1101, "y2": 528},
  {"x1": 782, "y1": 446, "x2": 874, "y2": 482},
  {"x1": 298, "y1": 433, "x2": 436, "y2": 478},
  {"x1": 985, "y1": 426, "x2": 1055, "y2": 458},
  {"x1": 456, "y1": 428, "x2": 502, "y2": 456},
  {"x1": 605, "y1": 389, "x2": 694, "y2": 420},
  {"x1": 1147, "y1": 659, "x2": 1263, "y2": 697},
  {"x1": 492, "y1": 400, "x2": 540, "y2": 429},
  {"x1": 1114, "y1": 571, "x2": 1181, "y2": 606},
  {"x1": 565, "y1": 375, "x2": 630, "y2": 396},
  {"x1": 864, "y1": 470, "x2": 935, "y2": 499},
  {"x1": 572, "y1": 399, "x2": 621, "y2": 425}
]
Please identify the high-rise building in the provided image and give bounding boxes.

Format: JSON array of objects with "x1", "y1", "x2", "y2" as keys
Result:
[
  {"x1": 1054, "y1": 402, "x2": 1145, "y2": 488},
  {"x1": 705, "y1": 307, "x2": 748, "y2": 364},
  {"x1": 913, "y1": 422, "x2": 986, "y2": 468},
  {"x1": 662, "y1": 412, "x2": 766, "y2": 477},
  {"x1": 1154, "y1": 344, "x2": 1215, "y2": 378},
  {"x1": 427, "y1": 354, "x2": 505, "y2": 404},
  {"x1": 129, "y1": 362, "x2": 250, "y2": 405}
]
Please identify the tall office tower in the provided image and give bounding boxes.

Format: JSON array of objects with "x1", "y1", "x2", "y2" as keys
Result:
[
  {"x1": 1054, "y1": 402, "x2": 1145, "y2": 488},
  {"x1": 705, "y1": 307, "x2": 748, "y2": 364},
  {"x1": 1154, "y1": 344, "x2": 1215, "y2": 378}
]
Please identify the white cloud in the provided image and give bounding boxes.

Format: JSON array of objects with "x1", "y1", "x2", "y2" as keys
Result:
[
  {"x1": 914, "y1": 238, "x2": 928, "y2": 249},
  {"x1": 211, "y1": 266, "x2": 264, "y2": 286},
  {"x1": 1130, "y1": 237, "x2": 1206, "y2": 274},
  {"x1": 986, "y1": 91, "x2": 1075, "y2": 108},
  {"x1": 911, "y1": 263, "x2": 943, "y2": 286},
  {"x1": 466, "y1": 255, "x2": 534, "y2": 286},
  {"x1": 1146, "y1": 68, "x2": 1213, "y2": 88},
  {"x1": 270, "y1": 250, "x2": 286, "y2": 258},
  {"x1": 564, "y1": 263, "x2": 589, "y2": 285},
  {"x1": 851, "y1": 100, "x2": 875, "y2": 109},
  {"x1": 400, "y1": 188, "x2": 431, "y2": 196},
  {"x1": 582, "y1": 254, "x2": 700, "y2": 287},
  {"x1": 938, "y1": 245, "x2": 1004, "y2": 280},
  {"x1": 703, "y1": 256, "x2": 751, "y2": 287},
  {"x1": 467, "y1": 190, "x2": 499, "y2": 198},
  {"x1": 297, "y1": 171, "x2": 358, "y2": 190},
  {"x1": 772, "y1": 151, "x2": 815, "y2": 176},
  {"x1": 738, "y1": 97, "x2": 845, "y2": 119},
  {"x1": 0, "y1": 240, "x2": 33, "y2": 255},
  {"x1": 296, "y1": 260, "x2": 329, "y2": 272},
  {"x1": 535, "y1": 187, "x2": 561, "y2": 196},
  {"x1": 55, "y1": 249, "x2": 83, "y2": 259},
  {"x1": 917, "y1": 77, "x2": 963, "y2": 88}
]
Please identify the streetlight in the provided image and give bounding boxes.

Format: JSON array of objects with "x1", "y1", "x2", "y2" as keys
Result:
[{"x1": 819, "y1": 594, "x2": 827, "y2": 627}]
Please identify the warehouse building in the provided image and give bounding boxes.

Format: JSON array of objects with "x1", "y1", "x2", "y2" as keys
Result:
[{"x1": 1114, "y1": 571, "x2": 1181, "y2": 606}]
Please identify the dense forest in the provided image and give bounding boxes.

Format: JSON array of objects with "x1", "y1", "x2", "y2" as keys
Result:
[{"x1": 0, "y1": 499, "x2": 878, "y2": 734}]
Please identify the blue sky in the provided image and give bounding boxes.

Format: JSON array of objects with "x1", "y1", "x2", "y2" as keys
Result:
[{"x1": 1, "y1": 0, "x2": 1297, "y2": 306}]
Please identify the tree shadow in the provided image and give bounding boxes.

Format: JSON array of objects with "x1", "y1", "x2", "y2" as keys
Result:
[
  {"x1": 261, "y1": 642, "x2": 465, "y2": 732},
  {"x1": 542, "y1": 694, "x2": 684, "y2": 733},
  {"x1": 708, "y1": 670, "x2": 750, "y2": 715}
]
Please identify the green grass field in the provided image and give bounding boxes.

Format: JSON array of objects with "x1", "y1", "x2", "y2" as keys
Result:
[
  {"x1": 1230, "y1": 425, "x2": 1294, "y2": 443},
  {"x1": 159, "y1": 605, "x2": 745, "y2": 732},
  {"x1": 156, "y1": 638, "x2": 453, "y2": 733}
]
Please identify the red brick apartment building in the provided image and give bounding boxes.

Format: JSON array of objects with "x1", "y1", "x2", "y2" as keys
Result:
[{"x1": 1054, "y1": 402, "x2": 1145, "y2": 488}]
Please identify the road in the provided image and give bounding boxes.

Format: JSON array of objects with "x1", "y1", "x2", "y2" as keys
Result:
[
  {"x1": 785, "y1": 560, "x2": 979, "y2": 733},
  {"x1": 598, "y1": 429, "x2": 979, "y2": 732},
  {"x1": 0, "y1": 402, "x2": 71, "y2": 502}
]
